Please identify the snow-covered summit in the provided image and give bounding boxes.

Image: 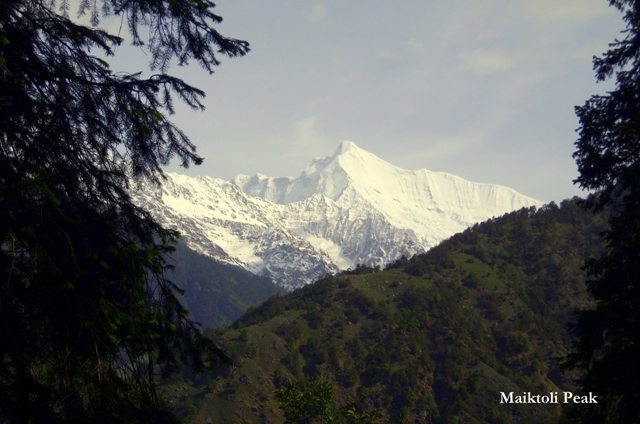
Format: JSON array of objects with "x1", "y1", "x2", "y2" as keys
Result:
[
  {"x1": 233, "y1": 141, "x2": 543, "y2": 248},
  {"x1": 335, "y1": 140, "x2": 358, "y2": 154},
  {"x1": 134, "y1": 141, "x2": 544, "y2": 289}
]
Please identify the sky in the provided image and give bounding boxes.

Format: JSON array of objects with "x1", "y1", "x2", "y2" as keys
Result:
[{"x1": 99, "y1": 0, "x2": 625, "y2": 203}]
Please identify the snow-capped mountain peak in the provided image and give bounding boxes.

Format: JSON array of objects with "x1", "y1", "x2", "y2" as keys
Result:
[
  {"x1": 234, "y1": 141, "x2": 542, "y2": 245},
  {"x1": 134, "y1": 141, "x2": 544, "y2": 289}
]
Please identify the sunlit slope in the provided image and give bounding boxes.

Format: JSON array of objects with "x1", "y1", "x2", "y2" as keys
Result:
[
  {"x1": 167, "y1": 198, "x2": 606, "y2": 423},
  {"x1": 133, "y1": 141, "x2": 543, "y2": 289}
]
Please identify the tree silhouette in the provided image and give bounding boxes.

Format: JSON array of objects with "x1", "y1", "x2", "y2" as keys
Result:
[
  {"x1": 562, "y1": 1, "x2": 640, "y2": 422},
  {"x1": 0, "y1": 0, "x2": 248, "y2": 421}
]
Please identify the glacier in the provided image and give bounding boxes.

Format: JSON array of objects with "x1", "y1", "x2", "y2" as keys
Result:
[{"x1": 132, "y1": 141, "x2": 544, "y2": 289}]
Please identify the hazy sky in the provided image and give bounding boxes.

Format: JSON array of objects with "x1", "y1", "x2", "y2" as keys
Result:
[{"x1": 102, "y1": 1, "x2": 624, "y2": 203}]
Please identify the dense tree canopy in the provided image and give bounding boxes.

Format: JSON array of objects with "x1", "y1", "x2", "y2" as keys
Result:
[
  {"x1": 563, "y1": 0, "x2": 640, "y2": 422},
  {"x1": 174, "y1": 199, "x2": 604, "y2": 423},
  {"x1": 0, "y1": 0, "x2": 248, "y2": 421}
]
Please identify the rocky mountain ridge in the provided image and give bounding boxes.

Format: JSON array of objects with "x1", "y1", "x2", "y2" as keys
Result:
[{"x1": 132, "y1": 141, "x2": 544, "y2": 289}]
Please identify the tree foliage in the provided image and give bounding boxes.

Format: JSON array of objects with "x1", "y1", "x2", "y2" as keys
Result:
[
  {"x1": 187, "y1": 199, "x2": 603, "y2": 423},
  {"x1": 562, "y1": 1, "x2": 640, "y2": 422},
  {"x1": 275, "y1": 377, "x2": 378, "y2": 424},
  {"x1": 0, "y1": 0, "x2": 248, "y2": 421},
  {"x1": 167, "y1": 243, "x2": 282, "y2": 330}
]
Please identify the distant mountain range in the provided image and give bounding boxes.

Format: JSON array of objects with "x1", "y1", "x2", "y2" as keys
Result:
[{"x1": 132, "y1": 141, "x2": 543, "y2": 289}]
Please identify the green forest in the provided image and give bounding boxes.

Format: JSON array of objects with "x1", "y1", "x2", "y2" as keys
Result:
[
  {"x1": 2, "y1": 0, "x2": 640, "y2": 422},
  {"x1": 165, "y1": 199, "x2": 608, "y2": 423},
  {"x1": 167, "y1": 243, "x2": 283, "y2": 330}
]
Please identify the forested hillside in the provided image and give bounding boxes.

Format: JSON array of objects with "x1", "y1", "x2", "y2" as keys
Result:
[
  {"x1": 167, "y1": 244, "x2": 284, "y2": 329},
  {"x1": 166, "y1": 198, "x2": 607, "y2": 423}
]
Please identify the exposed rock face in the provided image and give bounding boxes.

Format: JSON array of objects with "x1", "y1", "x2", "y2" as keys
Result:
[{"x1": 133, "y1": 141, "x2": 544, "y2": 289}]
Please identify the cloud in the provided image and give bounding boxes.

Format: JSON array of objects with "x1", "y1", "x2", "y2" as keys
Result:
[
  {"x1": 308, "y1": 4, "x2": 327, "y2": 23},
  {"x1": 258, "y1": 116, "x2": 334, "y2": 172},
  {"x1": 456, "y1": 49, "x2": 518, "y2": 75},
  {"x1": 376, "y1": 48, "x2": 393, "y2": 58},
  {"x1": 293, "y1": 116, "x2": 331, "y2": 155},
  {"x1": 405, "y1": 38, "x2": 428, "y2": 54},
  {"x1": 571, "y1": 41, "x2": 610, "y2": 62},
  {"x1": 419, "y1": 139, "x2": 468, "y2": 162},
  {"x1": 307, "y1": 95, "x2": 334, "y2": 109},
  {"x1": 521, "y1": 0, "x2": 612, "y2": 24},
  {"x1": 295, "y1": 116, "x2": 321, "y2": 144},
  {"x1": 391, "y1": 138, "x2": 470, "y2": 170}
]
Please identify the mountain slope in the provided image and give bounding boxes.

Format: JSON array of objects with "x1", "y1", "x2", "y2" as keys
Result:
[
  {"x1": 166, "y1": 243, "x2": 283, "y2": 329},
  {"x1": 134, "y1": 142, "x2": 543, "y2": 288},
  {"x1": 166, "y1": 198, "x2": 607, "y2": 424},
  {"x1": 132, "y1": 174, "x2": 341, "y2": 289},
  {"x1": 234, "y1": 141, "x2": 544, "y2": 253}
]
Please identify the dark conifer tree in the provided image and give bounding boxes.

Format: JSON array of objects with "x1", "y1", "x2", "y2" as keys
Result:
[
  {"x1": 0, "y1": 0, "x2": 248, "y2": 421},
  {"x1": 562, "y1": 1, "x2": 640, "y2": 422}
]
